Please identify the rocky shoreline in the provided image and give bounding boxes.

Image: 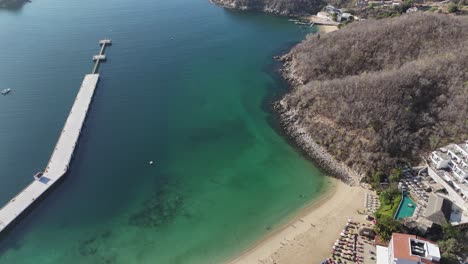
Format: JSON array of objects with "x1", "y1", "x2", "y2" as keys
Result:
[
  {"x1": 209, "y1": 0, "x2": 322, "y2": 16},
  {"x1": 273, "y1": 54, "x2": 363, "y2": 186},
  {"x1": 210, "y1": 0, "x2": 363, "y2": 186},
  {"x1": 274, "y1": 101, "x2": 362, "y2": 186}
]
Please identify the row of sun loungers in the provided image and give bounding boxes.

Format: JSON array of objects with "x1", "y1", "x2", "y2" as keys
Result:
[
  {"x1": 365, "y1": 193, "x2": 380, "y2": 214},
  {"x1": 413, "y1": 204, "x2": 425, "y2": 219},
  {"x1": 401, "y1": 178, "x2": 429, "y2": 204},
  {"x1": 325, "y1": 219, "x2": 366, "y2": 264}
]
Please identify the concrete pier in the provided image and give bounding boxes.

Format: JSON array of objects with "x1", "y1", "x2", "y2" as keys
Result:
[
  {"x1": 0, "y1": 40, "x2": 111, "y2": 234},
  {"x1": 92, "y1": 39, "x2": 111, "y2": 74}
]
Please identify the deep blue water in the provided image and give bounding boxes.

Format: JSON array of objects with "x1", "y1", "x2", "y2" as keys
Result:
[{"x1": 0, "y1": 0, "x2": 324, "y2": 263}]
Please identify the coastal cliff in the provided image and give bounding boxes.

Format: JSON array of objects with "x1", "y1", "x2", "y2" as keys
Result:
[
  {"x1": 210, "y1": 0, "x2": 325, "y2": 16},
  {"x1": 277, "y1": 13, "x2": 468, "y2": 180}
]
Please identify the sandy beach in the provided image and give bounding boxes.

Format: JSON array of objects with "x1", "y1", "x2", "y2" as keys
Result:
[
  {"x1": 228, "y1": 178, "x2": 367, "y2": 264},
  {"x1": 316, "y1": 25, "x2": 339, "y2": 33}
]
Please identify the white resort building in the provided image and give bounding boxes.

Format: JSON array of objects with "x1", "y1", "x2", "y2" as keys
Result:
[
  {"x1": 376, "y1": 233, "x2": 440, "y2": 264},
  {"x1": 428, "y1": 140, "x2": 468, "y2": 229}
]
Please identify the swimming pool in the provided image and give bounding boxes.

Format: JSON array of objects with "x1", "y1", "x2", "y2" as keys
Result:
[{"x1": 394, "y1": 195, "x2": 417, "y2": 220}]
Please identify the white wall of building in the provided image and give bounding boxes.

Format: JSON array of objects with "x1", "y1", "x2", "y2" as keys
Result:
[{"x1": 428, "y1": 167, "x2": 468, "y2": 211}]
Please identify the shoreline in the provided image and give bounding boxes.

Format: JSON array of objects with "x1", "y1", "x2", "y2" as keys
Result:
[
  {"x1": 315, "y1": 25, "x2": 339, "y2": 33},
  {"x1": 225, "y1": 21, "x2": 364, "y2": 264},
  {"x1": 273, "y1": 104, "x2": 362, "y2": 186},
  {"x1": 227, "y1": 178, "x2": 367, "y2": 264},
  {"x1": 271, "y1": 22, "x2": 362, "y2": 186}
]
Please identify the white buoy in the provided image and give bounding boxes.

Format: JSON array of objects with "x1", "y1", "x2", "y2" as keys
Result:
[{"x1": 149, "y1": 161, "x2": 154, "y2": 165}]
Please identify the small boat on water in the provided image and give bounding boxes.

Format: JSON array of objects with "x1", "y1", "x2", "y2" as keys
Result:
[
  {"x1": 408, "y1": 203, "x2": 414, "y2": 207},
  {"x1": 2, "y1": 88, "x2": 11, "y2": 95}
]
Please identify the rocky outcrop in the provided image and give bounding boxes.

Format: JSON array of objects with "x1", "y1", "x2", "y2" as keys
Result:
[
  {"x1": 274, "y1": 100, "x2": 363, "y2": 186},
  {"x1": 210, "y1": 0, "x2": 325, "y2": 16}
]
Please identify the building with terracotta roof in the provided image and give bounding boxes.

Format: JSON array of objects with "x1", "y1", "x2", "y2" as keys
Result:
[{"x1": 376, "y1": 233, "x2": 441, "y2": 264}]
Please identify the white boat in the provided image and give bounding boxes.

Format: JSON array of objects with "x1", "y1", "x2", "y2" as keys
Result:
[{"x1": 1, "y1": 88, "x2": 11, "y2": 95}]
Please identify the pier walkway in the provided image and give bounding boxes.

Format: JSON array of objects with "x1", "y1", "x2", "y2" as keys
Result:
[{"x1": 0, "y1": 39, "x2": 111, "y2": 234}]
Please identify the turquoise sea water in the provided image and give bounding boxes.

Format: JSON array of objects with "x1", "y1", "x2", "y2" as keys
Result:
[
  {"x1": 395, "y1": 195, "x2": 416, "y2": 220},
  {"x1": 0, "y1": 0, "x2": 325, "y2": 263}
]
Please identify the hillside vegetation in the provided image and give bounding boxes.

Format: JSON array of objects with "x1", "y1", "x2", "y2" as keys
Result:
[
  {"x1": 210, "y1": 0, "x2": 327, "y2": 15},
  {"x1": 280, "y1": 13, "x2": 468, "y2": 178}
]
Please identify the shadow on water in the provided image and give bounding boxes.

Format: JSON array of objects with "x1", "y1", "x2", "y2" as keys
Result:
[
  {"x1": 0, "y1": 0, "x2": 30, "y2": 12},
  {"x1": 221, "y1": 6, "x2": 317, "y2": 133},
  {"x1": 0, "y1": 162, "x2": 90, "y2": 258},
  {"x1": 0, "y1": 184, "x2": 54, "y2": 258},
  {"x1": 261, "y1": 38, "x2": 309, "y2": 131},
  {"x1": 258, "y1": 30, "x2": 330, "y2": 176}
]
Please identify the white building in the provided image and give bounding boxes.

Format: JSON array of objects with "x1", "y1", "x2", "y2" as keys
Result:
[
  {"x1": 429, "y1": 141, "x2": 468, "y2": 202},
  {"x1": 431, "y1": 150, "x2": 451, "y2": 170},
  {"x1": 377, "y1": 233, "x2": 440, "y2": 264},
  {"x1": 428, "y1": 141, "x2": 468, "y2": 228}
]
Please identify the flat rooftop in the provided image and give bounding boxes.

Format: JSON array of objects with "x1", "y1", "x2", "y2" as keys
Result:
[
  {"x1": 446, "y1": 144, "x2": 468, "y2": 163},
  {"x1": 450, "y1": 203, "x2": 468, "y2": 225}
]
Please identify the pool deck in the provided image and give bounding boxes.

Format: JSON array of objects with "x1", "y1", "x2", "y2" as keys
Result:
[{"x1": 394, "y1": 194, "x2": 416, "y2": 220}]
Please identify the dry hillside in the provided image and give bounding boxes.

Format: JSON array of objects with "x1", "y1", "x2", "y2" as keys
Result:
[{"x1": 280, "y1": 13, "x2": 468, "y2": 178}]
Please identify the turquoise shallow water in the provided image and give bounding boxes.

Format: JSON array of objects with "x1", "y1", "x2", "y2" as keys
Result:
[
  {"x1": 0, "y1": 0, "x2": 325, "y2": 263},
  {"x1": 395, "y1": 195, "x2": 416, "y2": 220}
]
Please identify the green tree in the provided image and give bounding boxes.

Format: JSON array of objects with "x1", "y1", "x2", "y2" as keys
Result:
[
  {"x1": 389, "y1": 168, "x2": 402, "y2": 182},
  {"x1": 374, "y1": 216, "x2": 401, "y2": 241},
  {"x1": 447, "y1": 3, "x2": 458, "y2": 13},
  {"x1": 371, "y1": 171, "x2": 384, "y2": 188},
  {"x1": 380, "y1": 190, "x2": 393, "y2": 204},
  {"x1": 442, "y1": 222, "x2": 461, "y2": 240},
  {"x1": 404, "y1": 0, "x2": 413, "y2": 5},
  {"x1": 331, "y1": 12, "x2": 338, "y2": 22},
  {"x1": 429, "y1": 134, "x2": 440, "y2": 149},
  {"x1": 440, "y1": 253, "x2": 459, "y2": 264},
  {"x1": 439, "y1": 238, "x2": 462, "y2": 255},
  {"x1": 381, "y1": 185, "x2": 399, "y2": 202},
  {"x1": 395, "y1": 0, "x2": 413, "y2": 13}
]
